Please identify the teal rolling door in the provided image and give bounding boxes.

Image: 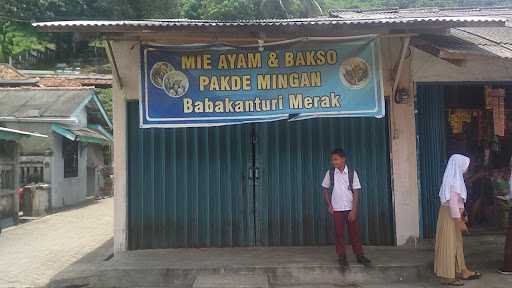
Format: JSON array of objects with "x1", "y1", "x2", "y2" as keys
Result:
[
  {"x1": 127, "y1": 102, "x2": 254, "y2": 249},
  {"x1": 416, "y1": 85, "x2": 447, "y2": 239},
  {"x1": 254, "y1": 117, "x2": 394, "y2": 246},
  {"x1": 127, "y1": 102, "x2": 394, "y2": 249}
]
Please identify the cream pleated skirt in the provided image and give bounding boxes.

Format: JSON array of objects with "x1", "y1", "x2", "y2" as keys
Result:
[{"x1": 434, "y1": 206, "x2": 467, "y2": 279}]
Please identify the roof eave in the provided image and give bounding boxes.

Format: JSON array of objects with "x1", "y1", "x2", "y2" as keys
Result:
[{"x1": 33, "y1": 19, "x2": 506, "y2": 34}]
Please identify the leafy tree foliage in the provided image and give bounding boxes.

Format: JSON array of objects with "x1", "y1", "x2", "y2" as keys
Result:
[
  {"x1": 0, "y1": 1, "x2": 50, "y2": 62},
  {"x1": 2, "y1": 0, "x2": 512, "y2": 63},
  {"x1": 111, "y1": 0, "x2": 181, "y2": 19},
  {"x1": 96, "y1": 88, "x2": 113, "y2": 120},
  {"x1": 323, "y1": 0, "x2": 512, "y2": 9},
  {"x1": 179, "y1": 0, "x2": 323, "y2": 19}
]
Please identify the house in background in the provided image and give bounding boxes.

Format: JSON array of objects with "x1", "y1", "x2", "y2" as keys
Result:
[
  {"x1": 0, "y1": 63, "x2": 112, "y2": 211},
  {"x1": 0, "y1": 64, "x2": 38, "y2": 87},
  {"x1": 0, "y1": 127, "x2": 47, "y2": 229},
  {"x1": 0, "y1": 84, "x2": 112, "y2": 210}
]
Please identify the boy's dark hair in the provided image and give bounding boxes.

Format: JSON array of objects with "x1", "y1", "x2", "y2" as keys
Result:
[{"x1": 331, "y1": 148, "x2": 346, "y2": 158}]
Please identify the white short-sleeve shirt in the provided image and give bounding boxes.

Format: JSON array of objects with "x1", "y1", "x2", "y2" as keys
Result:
[{"x1": 322, "y1": 166, "x2": 361, "y2": 211}]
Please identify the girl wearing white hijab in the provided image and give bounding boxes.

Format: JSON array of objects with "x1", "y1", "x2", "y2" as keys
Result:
[{"x1": 435, "y1": 154, "x2": 481, "y2": 286}]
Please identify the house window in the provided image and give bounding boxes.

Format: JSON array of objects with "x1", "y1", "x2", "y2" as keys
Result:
[{"x1": 63, "y1": 138, "x2": 79, "y2": 178}]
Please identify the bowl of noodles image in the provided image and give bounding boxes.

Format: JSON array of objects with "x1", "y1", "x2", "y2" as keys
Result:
[
  {"x1": 150, "y1": 62, "x2": 174, "y2": 88},
  {"x1": 339, "y1": 57, "x2": 370, "y2": 89},
  {"x1": 162, "y1": 71, "x2": 189, "y2": 98}
]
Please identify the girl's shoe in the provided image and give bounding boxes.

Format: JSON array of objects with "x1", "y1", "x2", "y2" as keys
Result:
[
  {"x1": 441, "y1": 279, "x2": 464, "y2": 286},
  {"x1": 498, "y1": 269, "x2": 512, "y2": 275}
]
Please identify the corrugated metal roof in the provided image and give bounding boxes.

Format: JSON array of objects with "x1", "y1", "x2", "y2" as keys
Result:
[
  {"x1": 34, "y1": 7, "x2": 508, "y2": 32},
  {"x1": 416, "y1": 34, "x2": 498, "y2": 57},
  {"x1": 450, "y1": 27, "x2": 512, "y2": 58},
  {"x1": 33, "y1": 16, "x2": 502, "y2": 28},
  {"x1": 413, "y1": 23, "x2": 512, "y2": 59},
  {"x1": 455, "y1": 27, "x2": 512, "y2": 44},
  {"x1": 52, "y1": 124, "x2": 110, "y2": 144},
  {"x1": 331, "y1": 6, "x2": 512, "y2": 22},
  {"x1": 0, "y1": 88, "x2": 94, "y2": 118}
]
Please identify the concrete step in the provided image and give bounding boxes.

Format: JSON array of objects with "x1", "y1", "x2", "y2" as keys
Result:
[
  {"x1": 193, "y1": 271, "x2": 268, "y2": 288},
  {"x1": 50, "y1": 263, "x2": 432, "y2": 287},
  {"x1": 49, "y1": 246, "x2": 435, "y2": 288},
  {"x1": 276, "y1": 283, "x2": 436, "y2": 288}
]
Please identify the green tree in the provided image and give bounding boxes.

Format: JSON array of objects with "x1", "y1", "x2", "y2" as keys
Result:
[
  {"x1": 323, "y1": 0, "x2": 512, "y2": 10},
  {"x1": 96, "y1": 88, "x2": 113, "y2": 120},
  {"x1": 0, "y1": 0, "x2": 51, "y2": 62},
  {"x1": 180, "y1": 0, "x2": 323, "y2": 20},
  {"x1": 112, "y1": 0, "x2": 180, "y2": 19}
]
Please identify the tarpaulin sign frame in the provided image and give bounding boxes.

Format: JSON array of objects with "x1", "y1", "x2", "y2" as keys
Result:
[{"x1": 140, "y1": 39, "x2": 385, "y2": 128}]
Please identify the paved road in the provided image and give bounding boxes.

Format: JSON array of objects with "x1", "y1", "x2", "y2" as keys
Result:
[{"x1": 0, "y1": 198, "x2": 113, "y2": 288}]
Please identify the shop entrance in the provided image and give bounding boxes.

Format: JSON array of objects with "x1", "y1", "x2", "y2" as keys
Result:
[
  {"x1": 417, "y1": 84, "x2": 512, "y2": 238},
  {"x1": 126, "y1": 102, "x2": 394, "y2": 250}
]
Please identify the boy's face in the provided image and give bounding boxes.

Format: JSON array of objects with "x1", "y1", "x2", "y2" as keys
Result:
[{"x1": 331, "y1": 154, "x2": 345, "y2": 169}]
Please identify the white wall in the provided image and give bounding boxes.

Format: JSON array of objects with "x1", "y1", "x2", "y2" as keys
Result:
[
  {"x1": 109, "y1": 40, "x2": 139, "y2": 253},
  {"x1": 3, "y1": 110, "x2": 92, "y2": 209},
  {"x1": 50, "y1": 133, "x2": 87, "y2": 209},
  {"x1": 380, "y1": 38, "x2": 421, "y2": 246},
  {"x1": 110, "y1": 41, "x2": 141, "y2": 101}
]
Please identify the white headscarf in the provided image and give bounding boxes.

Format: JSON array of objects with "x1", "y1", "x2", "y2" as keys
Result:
[{"x1": 439, "y1": 154, "x2": 470, "y2": 203}]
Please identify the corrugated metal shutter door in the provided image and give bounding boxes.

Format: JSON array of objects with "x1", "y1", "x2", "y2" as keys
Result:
[
  {"x1": 416, "y1": 85, "x2": 447, "y2": 239},
  {"x1": 254, "y1": 117, "x2": 394, "y2": 246},
  {"x1": 127, "y1": 102, "x2": 255, "y2": 249},
  {"x1": 127, "y1": 102, "x2": 394, "y2": 248}
]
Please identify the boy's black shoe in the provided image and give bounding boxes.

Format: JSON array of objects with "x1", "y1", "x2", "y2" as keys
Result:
[
  {"x1": 338, "y1": 255, "x2": 349, "y2": 270},
  {"x1": 356, "y1": 254, "x2": 372, "y2": 267}
]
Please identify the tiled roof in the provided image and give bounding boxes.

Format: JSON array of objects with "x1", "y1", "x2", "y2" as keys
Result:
[
  {"x1": 0, "y1": 64, "x2": 27, "y2": 80},
  {"x1": 0, "y1": 64, "x2": 38, "y2": 86},
  {"x1": 37, "y1": 75, "x2": 112, "y2": 88}
]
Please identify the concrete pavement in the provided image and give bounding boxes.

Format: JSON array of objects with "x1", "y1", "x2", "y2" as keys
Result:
[
  {"x1": 3, "y1": 198, "x2": 509, "y2": 288},
  {"x1": 50, "y1": 244, "x2": 434, "y2": 287},
  {"x1": 48, "y1": 234, "x2": 512, "y2": 288},
  {"x1": 0, "y1": 198, "x2": 113, "y2": 288}
]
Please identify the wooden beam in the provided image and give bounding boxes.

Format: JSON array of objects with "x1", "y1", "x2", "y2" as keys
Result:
[{"x1": 410, "y1": 37, "x2": 464, "y2": 66}]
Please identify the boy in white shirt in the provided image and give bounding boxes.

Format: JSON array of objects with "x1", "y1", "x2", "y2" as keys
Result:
[{"x1": 322, "y1": 148, "x2": 371, "y2": 269}]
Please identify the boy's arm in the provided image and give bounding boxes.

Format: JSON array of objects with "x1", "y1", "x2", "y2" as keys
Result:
[
  {"x1": 348, "y1": 189, "x2": 360, "y2": 221},
  {"x1": 323, "y1": 187, "x2": 333, "y2": 214},
  {"x1": 348, "y1": 171, "x2": 362, "y2": 222}
]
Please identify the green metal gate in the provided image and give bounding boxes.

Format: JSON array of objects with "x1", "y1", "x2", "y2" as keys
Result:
[
  {"x1": 127, "y1": 102, "x2": 394, "y2": 249},
  {"x1": 127, "y1": 102, "x2": 254, "y2": 249},
  {"x1": 254, "y1": 118, "x2": 394, "y2": 246},
  {"x1": 416, "y1": 85, "x2": 447, "y2": 239}
]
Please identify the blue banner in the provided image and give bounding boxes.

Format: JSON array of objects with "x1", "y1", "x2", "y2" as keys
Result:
[{"x1": 140, "y1": 39, "x2": 384, "y2": 127}]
